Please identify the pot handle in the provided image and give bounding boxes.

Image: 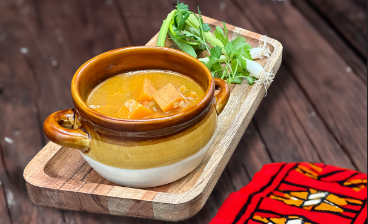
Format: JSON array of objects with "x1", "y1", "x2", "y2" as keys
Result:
[
  {"x1": 214, "y1": 78, "x2": 230, "y2": 114},
  {"x1": 43, "y1": 109, "x2": 91, "y2": 152}
]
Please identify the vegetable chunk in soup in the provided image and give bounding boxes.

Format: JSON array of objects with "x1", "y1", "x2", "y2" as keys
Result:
[{"x1": 87, "y1": 70, "x2": 205, "y2": 119}]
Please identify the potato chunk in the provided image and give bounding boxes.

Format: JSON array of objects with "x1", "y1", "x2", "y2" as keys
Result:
[
  {"x1": 116, "y1": 99, "x2": 153, "y2": 119},
  {"x1": 135, "y1": 78, "x2": 157, "y2": 102},
  {"x1": 114, "y1": 105, "x2": 130, "y2": 119},
  {"x1": 153, "y1": 83, "x2": 184, "y2": 113}
]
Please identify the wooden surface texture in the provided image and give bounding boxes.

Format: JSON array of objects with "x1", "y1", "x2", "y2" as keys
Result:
[
  {"x1": 0, "y1": 0, "x2": 367, "y2": 223},
  {"x1": 24, "y1": 19, "x2": 283, "y2": 221}
]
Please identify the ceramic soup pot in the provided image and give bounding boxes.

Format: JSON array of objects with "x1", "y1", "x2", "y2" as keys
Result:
[{"x1": 43, "y1": 46, "x2": 230, "y2": 188}]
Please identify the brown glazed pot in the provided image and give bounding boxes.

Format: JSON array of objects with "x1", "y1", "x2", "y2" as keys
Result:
[{"x1": 44, "y1": 46, "x2": 230, "y2": 188}]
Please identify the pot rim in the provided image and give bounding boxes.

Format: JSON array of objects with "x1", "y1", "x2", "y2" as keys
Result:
[{"x1": 71, "y1": 46, "x2": 215, "y2": 132}]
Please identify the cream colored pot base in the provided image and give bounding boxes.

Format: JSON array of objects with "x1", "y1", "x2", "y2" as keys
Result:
[{"x1": 80, "y1": 135, "x2": 215, "y2": 188}]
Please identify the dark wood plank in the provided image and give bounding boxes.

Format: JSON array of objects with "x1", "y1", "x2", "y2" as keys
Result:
[
  {"x1": 291, "y1": 0, "x2": 367, "y2": 83},
  {"x1": 18, "y1": 0, "x2": 133, "y2": 124},
  {"x1": 0, "y1": 0, "x2": 68, "y2": 223},
  {"x1": 0, "y1": 145, "x2": 12, "y2": 224},
  {"x1": 180, "y1": 0, "x2": 254, "y2": 29},
  {"x1": 230, "y1": 123, "x2": 273, "y2": 180},
  {"x1": 115, "y1": 0, "x2": 174, "y2": 45},
  {"x1": 254, "y1": 69, "x2": 322, "y2": 164},
  {"x1": 0, "y1": 183, "x2": 11, "y2": 224},
  {"x1": 0, "y1": 0, "x2": 133, "y2": 223},
  {"x1": 233, "y1": 0, "x2": 367, "y2": 172},
  {"x1": 276, "y1": 66, "x2": 356, "y2": 169},
  {"x1": 306, "y1": 0, "x2": 367, "y2": 58}
]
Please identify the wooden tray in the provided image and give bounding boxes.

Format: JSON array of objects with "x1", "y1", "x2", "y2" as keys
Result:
[{"x1": 24, "y1": 16, "x2": 282, "y2": 221}]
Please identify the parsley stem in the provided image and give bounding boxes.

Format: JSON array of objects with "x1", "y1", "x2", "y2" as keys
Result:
[
  {"x1": 233, "y1": 59, "x2": 239, "y2": 75},
  {"x1": 168, "y1": 30, "x2": 197, "y2": 58},
  {"x1": 169, "y1": 20, "x2": 176, "y2": 36},
  {"x1": 182, "y1": 40, "x2": 200, "y2": 45},
  {"x1": 157, "y1": 10, "x2": 177, "y2": 47}
]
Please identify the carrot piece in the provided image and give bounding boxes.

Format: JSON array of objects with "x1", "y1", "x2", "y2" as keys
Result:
[
  {"x1": 135, "y1": 78, "x2": 157, "y2": 102},
  {"x1": 124, "y1": 99, "x2": 153, "y2": 119},
  {"x1": 141, "y1": 100, "x2": 150, "y2": 106},
  {"x1": 153, "y1": 83, "x2": 184, "y2": 113}
]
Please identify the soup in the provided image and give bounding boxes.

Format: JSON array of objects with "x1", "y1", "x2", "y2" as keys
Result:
[{"x1": 87, "y1": 70, "x2": 206, "y2": 119}]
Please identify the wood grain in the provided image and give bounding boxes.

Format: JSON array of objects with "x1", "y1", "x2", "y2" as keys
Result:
[
  {"x1": 24, "y1": 17, "x2": 283, "y2": 221},
  {"x1": 0, "y1": 145, "x2": 12, "y2": 224},
  {"x1": 306, "y1": 0, "x2": 367, "y2": 58},
  {"x1": 291, "y1": 0, "x2": 367, "y2": 83},
  {"x1": 233, "y1": 0, "x2": 367, "y2": 172},
  {"x1": 115, "y1": 0, "x2": 173, "y2": 46},
  {"x1": 19, "y1": 0, "x2": 133, "y2": 123},
  {"x1": 276, "y1": 66, "x2": 356, "y2": 169},
  {"x1": 0, "y1": 0, "x2": 69, "y2": 223}
]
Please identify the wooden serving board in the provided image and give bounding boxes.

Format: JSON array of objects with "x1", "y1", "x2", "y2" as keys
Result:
[{"x1": 24, "y1": 16, "x2": 282, "y2": 221}]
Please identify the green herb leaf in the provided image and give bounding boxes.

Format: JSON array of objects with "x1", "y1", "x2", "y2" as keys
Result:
[
  {"x1": 202, "y1": 23, "x2": 211, "y2": 32},
  {"x1": 176, "y1": 1, "x2": 189, "y2": 11},
  {"x1": 214, "y1": 26, "x2": 228, "y2": 46},
  {"x1": 223, "y1": 22, "x2": 228, "y2": 41},
  {"x1": 211, "y1": 62, "x2": 225, "y2": 78},
  {"x1": 244, "y1": 76, "x2": 257, "y2": 85},
  {"x1": 232, "y1": 77, "x2": 242, "y2": 84},
  {"x1": 243, "y1": 42, "x2": 252, "y2": 50},
  {"x1": 231, "y1": 59, "x2": 243, "y2": 74},
  {"x1": 239, "y1": 44, "x2": 253, "y2": 61},
  {"x1": 206, "y1": 57, "x2": 219, "y2": 69},
  {"x1": 181, "y1": 30, "x2": 200, "y2": 39},
  {"x1": 231, "y1": 36, "x2": 247, "y2": 50},
  {"x1": 168, "y1": 31, "x2": 197, "y2": 58},
  {"x1": 167, "y1": 2, "x2": 257, "y2": 85},
  {"x1": 238, "y1": 54, "x2": 248, "y2": 68},
  {"x1": 215, "y1": 26, "x2": 224, "y2": 35},
  {"x1": 210, "y1": 46, "x2": 222, "y2": 59},
  {"x1": 176, "y1": 12, "x2": 190, "y2": 30},
  {"x1": 224, "y1": 42, "x2": 234, "y2": 55},
  {"x1": 172, "y1": 26, "x2": 182, "y2": 36}
]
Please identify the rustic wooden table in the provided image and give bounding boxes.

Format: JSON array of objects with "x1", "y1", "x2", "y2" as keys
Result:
[{"x1": 0, "y1": 0, "x2": 366, "y2": 223}]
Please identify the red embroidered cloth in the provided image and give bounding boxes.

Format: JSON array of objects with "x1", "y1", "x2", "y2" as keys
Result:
[{"x1": 211, "y1": 163, "x2": 367, "y2": 224}]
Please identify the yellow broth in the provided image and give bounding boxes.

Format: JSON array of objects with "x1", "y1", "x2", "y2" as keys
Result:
[{"x1": 87, "y1": 70, "x2": 206, "y2": 119}]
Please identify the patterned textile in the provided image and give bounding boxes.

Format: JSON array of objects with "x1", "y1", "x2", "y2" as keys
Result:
[{"x1": 210, "y1": 163, "x2": 367, "y2": 224}]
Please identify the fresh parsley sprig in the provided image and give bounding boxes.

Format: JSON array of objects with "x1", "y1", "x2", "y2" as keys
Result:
[
  {"x1": 158, "y1": 1, "x2": 258, "y2": 85},
  {"x1": 201, "y1": 23, "x2": 256, "y2": 84},
  {"x1": 171, "y1": 3, "x2": 212, "y2": 56}
]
